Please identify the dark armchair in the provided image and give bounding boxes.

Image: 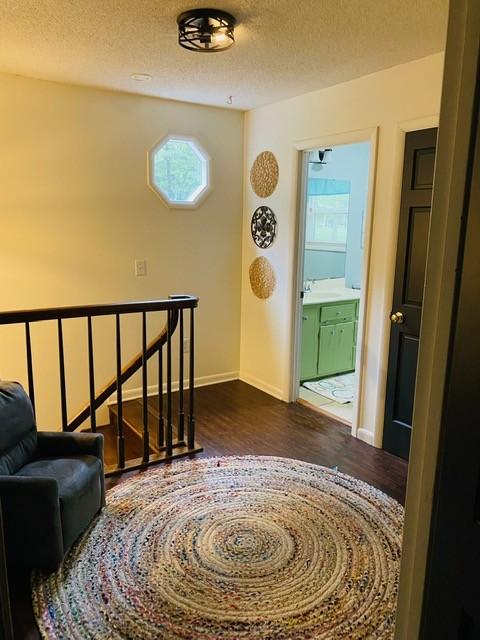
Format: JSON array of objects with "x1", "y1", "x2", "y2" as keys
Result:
[{"x1": 0, "y1": 381, "x2": 105, "y2": 572}]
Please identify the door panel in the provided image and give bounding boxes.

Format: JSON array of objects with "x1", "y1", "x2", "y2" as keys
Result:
[
  {"x1": 404, "y1": 207, "x2": 430, "y2": 306},
  {"x1": 383, "y1": 128, "x2": 437, "y2": 460},
  {"x1": 412, "y1": 145, "x2": 436, "y2": 189},
  {"x1": 393, "y1": 334, "x2": 419, "y2": 427}
]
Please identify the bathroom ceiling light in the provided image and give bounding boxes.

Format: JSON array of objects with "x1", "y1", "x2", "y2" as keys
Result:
[
  {"x1": 131, "y1": 73, "x2": 152, "y2": 81},
  {"x1": 177, "y1": 9, "x2": 236, "y2": 53},
  {"x1": 309, "y1": 149, "x2": 333, "y2": 165}
]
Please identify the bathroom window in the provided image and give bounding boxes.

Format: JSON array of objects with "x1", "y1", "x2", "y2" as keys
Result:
[
  {"x1": 148, "y1": 135, "x2": 211, "y2": 208},
  {"x1": 305, "y1": 179, "x2": 350, "y2": 251}
]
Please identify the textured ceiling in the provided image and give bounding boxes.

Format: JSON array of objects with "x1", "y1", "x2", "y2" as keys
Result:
[{"x1": 0, "y1": 0, "x2": 448, "y2": 110}]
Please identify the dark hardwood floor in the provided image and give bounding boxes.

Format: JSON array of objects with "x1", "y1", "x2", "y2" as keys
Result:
[{"x1": 9, "y1": 380, "x2": 408, "y2": 639}]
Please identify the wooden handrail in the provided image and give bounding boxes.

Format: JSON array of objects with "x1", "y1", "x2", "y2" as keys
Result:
[
  {"x1": 0, "y1": 295, "x2": 197, "y2": 325},
  {"x1": 66, "y1": 309, "x2": 179, "y2": 432}
]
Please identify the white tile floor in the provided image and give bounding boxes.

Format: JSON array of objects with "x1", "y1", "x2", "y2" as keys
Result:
[{"x1": 299, "y1": 384, "x2": 355, "y2": 425}]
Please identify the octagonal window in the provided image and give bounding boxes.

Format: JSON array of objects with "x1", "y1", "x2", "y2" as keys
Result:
[{"x1": 148, "y1": 135, "x2": 211, "y2": 208}]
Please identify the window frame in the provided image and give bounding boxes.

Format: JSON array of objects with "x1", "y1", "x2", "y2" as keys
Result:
[
  {"x1": 304, "y1": 182, "x2": 351, "y2": 253},
  {"x1": 148, "y1": 134, "x2": 212, "y2": 209},
  {"x1": 305, "y1": 241, "x2": 348, "y2": 252}
]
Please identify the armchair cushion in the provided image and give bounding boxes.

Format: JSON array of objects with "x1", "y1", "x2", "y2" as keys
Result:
[
  {"x1": 0, "y1": 381, "x2": 36, "y2": 475},
  {"x1": 16, "y1": 455, "x2": 103, "y2": 552}
]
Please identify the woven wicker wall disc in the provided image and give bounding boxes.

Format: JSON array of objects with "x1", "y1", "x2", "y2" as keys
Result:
[
  {"x1": 250, "y1": 151, "x2": 279, "y2": 198},
  {"x1": 249, "y1": 257, "x2": 276, "y2": 299}
]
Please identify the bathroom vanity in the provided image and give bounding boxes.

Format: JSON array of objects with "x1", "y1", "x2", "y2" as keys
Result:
[{"x1": 301, "y1": 283, "x2": 360, "y2": 381}]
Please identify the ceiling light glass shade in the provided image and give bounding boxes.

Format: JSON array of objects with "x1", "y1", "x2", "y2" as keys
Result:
[
  {"x1": 130, "y1": 73, "x2": 152, "y2": 82},
  {"x1": 177, "y1": 9, "x2": 236, "y2": 53}
]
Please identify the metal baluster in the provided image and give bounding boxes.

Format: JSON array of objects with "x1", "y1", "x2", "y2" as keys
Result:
[
  {"x1": 24, "y1": 322, "x2": 36, "y2": 414},
  {"x1": 57, "y1": 319, "x2": 67, "y2": 431},
  {"x1": 87, "y1": 316, "x2": 96, "y2": 432},
  {"x1": 115, "y1": 314, "x2": 125, "y2": 468},
  {"x1": 188, "y1": 307, "x2": 195, "y2": 449},
  {"x1": 157, "y1": 326, "x2": 164, "y2": 448},
  {"x1": 142, "y1": 312, "x2": 149, "y2": 463},
  {"x1": 166, "y1": 309, "x2": 173, "y2": 457},
  {"x1": 178, "y1": 308, "x2": 185, "y2": 442}
]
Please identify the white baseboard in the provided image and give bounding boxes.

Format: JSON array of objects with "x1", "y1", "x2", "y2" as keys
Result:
[
  {"x1": 239, "y1": 373, "x2": 285, "y2": 401},
  {"x1": 357, "y1": 427, "x2": 376, "y2": 447},
  {"x1": 108, "y1": 371, "x2": 239, "y2": 404}
]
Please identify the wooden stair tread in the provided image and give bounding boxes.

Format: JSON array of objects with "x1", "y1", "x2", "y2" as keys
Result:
[
  {"x1": 105, "y1": 397, "x2": 200, "y2": 476},
  {"x1": 96, "y1": 424, "x2": 144, "y2": 467},
  {"x1": 109, "y1": 400, "x2": 163, "y2": 454},
  {"x1": 110, "y1": 398, "x2": 186, "y2": 451}
]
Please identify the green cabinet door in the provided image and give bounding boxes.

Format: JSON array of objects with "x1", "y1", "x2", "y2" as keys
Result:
[
  {"x1": 317, "y1": 324, "x2": 337, "y2": 377},
  {"x1": 300, "y1": 305, "x2": 319, "y2": 381},
  {"x1": 335, "y1": 321, "x2": 355, "y2": 372},
  {"x1": 317, "y1": 321, "x2": 355, "y2": 377}
]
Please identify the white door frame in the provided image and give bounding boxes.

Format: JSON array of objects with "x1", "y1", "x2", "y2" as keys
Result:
[{"x1": 289, "y1": 127, "x2": 378, "y2": 437}]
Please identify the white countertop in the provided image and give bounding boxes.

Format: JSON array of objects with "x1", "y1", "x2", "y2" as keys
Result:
[{"x1": 303, "y1": 278, "x2": 361, "y2": 306}]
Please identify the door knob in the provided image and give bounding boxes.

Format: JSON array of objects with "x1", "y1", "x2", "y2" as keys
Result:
[{"x1": 390, "y1": 311, "x2": 405, "y2": 324}]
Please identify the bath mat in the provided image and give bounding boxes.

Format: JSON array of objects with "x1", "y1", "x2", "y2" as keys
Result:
[{"x1": 303, "y1": 372, "x2": 356, "y2": 404}]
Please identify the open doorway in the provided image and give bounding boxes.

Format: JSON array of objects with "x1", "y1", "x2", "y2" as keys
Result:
[{"x1": 296, "y1": 141, "x2": 372, "y2": 425}]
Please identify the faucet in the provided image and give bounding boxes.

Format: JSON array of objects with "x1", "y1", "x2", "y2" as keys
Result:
[{"x1": 304, "y1": 279, "x2": 312, "y2": 293}]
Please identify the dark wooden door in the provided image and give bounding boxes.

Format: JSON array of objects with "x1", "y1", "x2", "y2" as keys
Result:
[
  {"x1": 383, "y1": 128, "x2": 437, "y2": 460},
  {"x1": 421, "y1": 96, "x2": 480, "y2": 639}
]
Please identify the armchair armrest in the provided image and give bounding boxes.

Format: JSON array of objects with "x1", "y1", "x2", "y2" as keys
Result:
[
  {"x1": 36, "y1": 431, "x2": 104, "y2": 460},
  {"x1": 0, "y1": 476, "x2": 64, "y2": 569},
  {"x1": 0, "y1": 475, "x2": 58, "y2": 505}
]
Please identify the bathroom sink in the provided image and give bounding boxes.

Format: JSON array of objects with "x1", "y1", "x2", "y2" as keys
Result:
[
  {"x1": 303, "y1": 286, "x2": 361, "y2": 304},
  {"x1": 311, "y1": 291, "x2": 344, "y2": 298}
]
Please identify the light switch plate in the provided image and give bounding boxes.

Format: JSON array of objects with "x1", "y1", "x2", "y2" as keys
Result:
[{"x1": 135, "y1": 259, "x2": 147, "y2": 276}]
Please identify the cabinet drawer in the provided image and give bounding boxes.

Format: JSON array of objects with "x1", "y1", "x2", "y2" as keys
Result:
[{"x1": 321, "y1": 301, "x2": 357, "y2": 324}]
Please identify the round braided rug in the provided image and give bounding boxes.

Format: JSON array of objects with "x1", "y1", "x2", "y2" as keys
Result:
[{"x1": 32, "y1": 456, "x2": 403, "y2": 639}]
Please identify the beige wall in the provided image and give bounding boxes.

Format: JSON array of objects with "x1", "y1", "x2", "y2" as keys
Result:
[
  {"x1": 0, "y1": 55, "x2": 445, "y2": 442},
  {"x1": 240, "y1": 53, "x2": 444, "y2": 446},
  {"x1": 0, "y1": 73, "x2": 244, "y2": 429}
]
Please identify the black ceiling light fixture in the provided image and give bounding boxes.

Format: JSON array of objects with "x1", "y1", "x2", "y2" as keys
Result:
[
  {"x1": 309, "y1": 149, "x2": 333, "y2": 165},
  {"x1": 177, "y1": 8, "x2": 236, "y2": 53}
]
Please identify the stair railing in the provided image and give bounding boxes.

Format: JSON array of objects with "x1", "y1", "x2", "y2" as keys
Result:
[{"x1": 0, "y1": 295, "x2": 200, "y2": 474}]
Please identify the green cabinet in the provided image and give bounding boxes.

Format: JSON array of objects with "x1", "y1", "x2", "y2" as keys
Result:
[
  {"x1": 300, "y1": 299, "x2": 359, "y2": 382},
  {"x1": 301, "y1": 305, "x2": 320, "y2": 380}
]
